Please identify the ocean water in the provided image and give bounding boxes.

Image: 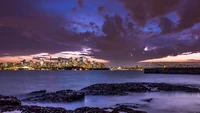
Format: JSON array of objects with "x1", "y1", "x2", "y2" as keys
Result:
[{"x1": 0, "y1": 70, "x2": 200, "y2": 113}]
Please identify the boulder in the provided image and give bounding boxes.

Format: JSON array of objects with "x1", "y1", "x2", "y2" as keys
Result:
[
  {"x1": 81, "y1": 82, "x2": 200, "y2": 95},
  {"x1": 111, "y1": 107, "x2": 147, "y2": 113},
  {"x1": 74, "y1": 107, "x2": 109, "y2": 113},
  {"x1": 115, "y1": 103, "x2": 139, "y2": 109},
  {"x1": 0, "y1": 95, "x2": 21, "y2": 106},
  {"x1": 23, "y1": 90, "x2": 85, "y2": 102},
  {"x1": 81, "y1": 83, "x2": 149, "y2": 95},
  {"x1": 147, "y1": 83, "x2": 200, "y2": 92},
  {"x1": 0, "y1": 105, "x2": 67, "y2": 113},
  {"x1": 28, "y1": 90, "x2": 46, "y2": 95},
  {"x1": 141, "y1": 98, "x2": 153, "y2": 102}
]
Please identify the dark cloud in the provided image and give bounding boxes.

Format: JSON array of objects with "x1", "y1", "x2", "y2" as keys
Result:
[
  {"x1": 159, "y1": 17, "x2": 173, "y2": 34},
  {"x1": 0, "y1": 26, "x2": 77, "y2": 56},
  {"x1": 119, "y1": 0, "x2": 181, "y2": 26},
  {"x1": 88, "y1": 14, "x2": 143, "y2": 65},
  {"x1": 0, "y1": 0, "x2": 34, "y2": 17},
  {"x1": 97, "y1": 6, "x2": 105, "y2": 14},
  {"x1": 89, "y1": 22, "x2": 95, "y2": 26},
  {"x1": 120, "y1": 0, "x2": 147, "y2": 26},
  {"x1": 72, "y1": 7, "x2": 77, "y2": 12},
  {"x1": 177, "y1": 0, "x2": 200, "y2": 31},
  {"x1": 77, "y1": 0, "x2": 84, "y2": 8}
]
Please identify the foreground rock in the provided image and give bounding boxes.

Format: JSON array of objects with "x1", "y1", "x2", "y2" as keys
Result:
[
  {"x1": 0, "y1": 105, "x2": 67, "y2": 113},
  {"x1": 1, "y1": 106, "x2": 147, "y2": 113},
  {"x1": 141, "y1": 98, "x2": 153, "y2": 102},
  {"x1": 74, "y1": 107, "x2": 147, "y2": 113},
  {"x1": 71, "y1": 107, "x2": 109, "y2": 113},
  {"x1": 115, "y1": 103, "x2": 139, "y2": 109},
  {"x1": 0, "y1": 95, "x2": 21, "y2": 106},
  {"x1": 112, "y1": 107, "x2": 147, "y2": 113},
  {"x1": 81, "y1": 83, "x2": 148, "y2": 95},
  {"x1": 24, "y1": 90, "x2": 85, "y2": 102},
  {"x1": 81, "y1": 82, "x2": 200, "y2": 95},
  {"x1": 28, "y1": 90, "x2": 46, "y2": 95}
]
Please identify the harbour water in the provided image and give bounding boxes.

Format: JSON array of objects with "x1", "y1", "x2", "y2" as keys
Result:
[{"x1": 1, "y1": 70, "x2": 200, "y2": 113}]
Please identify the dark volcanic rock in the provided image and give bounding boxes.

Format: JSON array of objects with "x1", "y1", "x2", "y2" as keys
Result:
[
  {"x1": 1, "y1": 106, "x2": 147, "y2": 113},
  {"x1": 115, "y1": 103, "x2": 139, "y2": 109},
  {"x1": 73, "y1": 107, "x2": 109, "y2": 113},
  {"x1": 29, "y1": 90, "x2": 46, "y2": 95},
  {"x1": 141, "y1": 98, "x2": 153, "y2": 102},
  {"x1": 147, "y1": 83, "x2": 200, "y2": 92},
  {"x1": 111, "y1": 103, "x2": 146, "y2": 113},
  {"x1": 0, "y1": 105, "x2": 67, "y2": 113},
  {"x1": 81, "y1": 83, "x2": 149, "y2": 95},
  {"x1": 81, "y1": 82, "x2": 200, "y2": 95},
  {"x1": 24, "y1": 90, "x2": 85, "y2": 102},
  {"x1": 112, "y1": 107, "x2": 147, "y2": 113},
  {"x1": 0, "y1": 95, "x2": 21, "y2": 106}
]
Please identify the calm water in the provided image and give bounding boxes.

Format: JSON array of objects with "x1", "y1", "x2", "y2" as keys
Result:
[{"x1": 1, "y1": 70, "x2": 200, "y2": 113}]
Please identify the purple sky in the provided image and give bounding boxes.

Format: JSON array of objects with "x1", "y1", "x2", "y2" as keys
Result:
[{"x1": 1, "y1": 0, "x2": 200, "y2": 66}]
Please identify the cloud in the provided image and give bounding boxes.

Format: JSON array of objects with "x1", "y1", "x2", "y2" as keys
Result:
[
  {"x1": 140, "y1": 52, "x2": 200, "y2": 62},
  {"x1": 159, "y1": 17, "x2": 173, "y2": 34},
  {"x1": 119, "y1": 0, "x2": 181, "y2": 26},
  {"x1": 77, "y1": 0, "x2": 84, "y2": 8},
  {"x1": 1, "y1": 0, "x2": 200, "y2": 66},
  {"x1": 0, "y1": 26, "x2": 78, "y2": 56},
  {"x1": 97, "y1": 6, "x2": 105, "y2": 14},
  {"x1": 177, "y1": 0, "x2": 200, "y2": 31},
  {"x1": 72, "y1": 7, "x2": 77, "y2": 12}
]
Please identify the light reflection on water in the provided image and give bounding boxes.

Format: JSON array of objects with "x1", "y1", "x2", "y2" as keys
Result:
[{"x1": 1, "y1": 70, "x2": 200, "y2": 113}]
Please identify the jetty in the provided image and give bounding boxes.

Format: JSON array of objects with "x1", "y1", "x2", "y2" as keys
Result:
[{"x1": 144, "y1": 67, "x2": 200, "y2": 74}]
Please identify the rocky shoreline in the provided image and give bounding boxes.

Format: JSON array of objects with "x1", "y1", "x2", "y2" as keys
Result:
[
  {"x1": 1, "y1": 82, "x2": 200, "y2": 113},
  {"x1": 81, "y1": 82, "x2": 200, "y2": 95},
  {"x1": 0, "y1": 105, "x2": 147, "y2": 113},
  {"x1": 23, "y1": 90, "x2": 85, "y2": 102}
]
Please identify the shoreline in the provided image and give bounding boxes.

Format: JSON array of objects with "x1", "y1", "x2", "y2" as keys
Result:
[
  {"x1": 144, "y1": 67, "x2": 200, "y2": 74},
  {"x1": 0, "y1": 67, "x2": 110, "y2": 71},
  {"x1": 1, "y1": 82, "x2": 200, "y2": 113}
]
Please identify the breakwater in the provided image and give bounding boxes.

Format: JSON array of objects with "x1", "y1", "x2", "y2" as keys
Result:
[{"x1": 144, "y1": 67, "x2": 200, "y2": 74}]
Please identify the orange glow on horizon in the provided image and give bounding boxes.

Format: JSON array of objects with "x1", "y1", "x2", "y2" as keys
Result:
[
  {"x1": 140, "y1": 52, "x2": 200, "y2": 62},
  {"x1": 0, "y1": 52, "x2": 109, "y2": 63}
]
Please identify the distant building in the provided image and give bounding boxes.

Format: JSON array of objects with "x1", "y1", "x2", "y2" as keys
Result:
[
  {"x1": 40, "y1": 59, "x2": 44, "y2": 66},
  {"x1": 29, "y1": 60, "x2": 34, "y2": 67},
  {"x1": 21, "y1": 59, "x2": 26, "y2": 66},
  {"x1": 100, "y1": 63, "x2": 105, "y2": 68},
  {"x1": 92, "y1": 61, "x2": 97, "y2": 68},
  {"x1": 67, "y1": 57, "x2": 73, "y2": 67},
  {"x1": 73, "y1": 58, "x2": 79, "y2": 67},
  {"x1": 79, "y1": 57, "x2": 84, "y2": 67}
]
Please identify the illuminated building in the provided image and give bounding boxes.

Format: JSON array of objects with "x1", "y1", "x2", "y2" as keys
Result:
[
  {"x1": 40, "y1": 59, "x2": 44, "y2": 66},
  {"x1": 79, "y1": 57, "x2": 84, "y2": 67},
  {"x1": 21, "y1": 59, "x2": 26, "y2": 66},
  {"x1": 92, "y1": 61, "x2": 97, "y2": 68},
  {"x1": 100, "y1": 63, "x2": 105, "y2": 68},
  {"x1": 58, "y1": 57, "x2": 61, "y2": 63},
  {"x1": 29, "y1": 60, "x2": 34, "y2": 67},
  {"x1": 67, "y1": 57, "x2": 73, "y2": 67},
  {"x1": 73, "y1": 58, "x2": 79, "y2": 67},
  {"x1": 88, "y1": 62, "x2": 92, "y2": 68}
]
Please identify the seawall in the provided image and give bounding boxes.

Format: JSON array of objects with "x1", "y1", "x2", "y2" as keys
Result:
[{"x1": 144, "y1": 68, "x2": 200, "y2": 74}]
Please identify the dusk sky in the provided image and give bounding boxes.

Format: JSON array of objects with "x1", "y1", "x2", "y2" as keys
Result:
[{"x1": 1, "y1": 0, "x2": 200, "y2": 66}]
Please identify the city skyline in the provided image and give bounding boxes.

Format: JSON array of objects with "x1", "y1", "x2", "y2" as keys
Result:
[
  {"x1": 1, "y1": 0, "x2": 200, "y2": 66},
  {"x1": 0, "y1": 56, "x2": 106, "y2": 70}
]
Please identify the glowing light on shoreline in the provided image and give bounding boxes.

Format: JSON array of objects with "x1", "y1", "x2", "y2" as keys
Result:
[{"x1": 140, "y1": 52, "x2": 200, "y2": 62}]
